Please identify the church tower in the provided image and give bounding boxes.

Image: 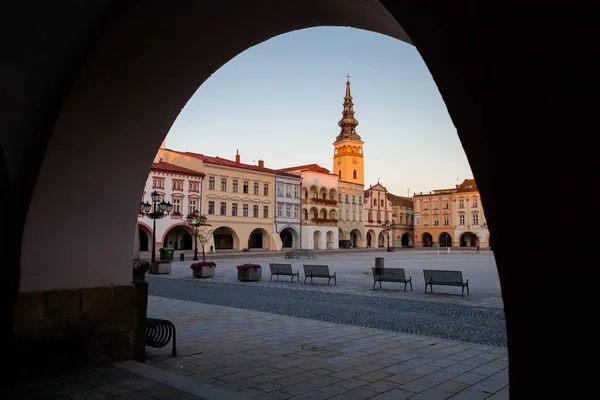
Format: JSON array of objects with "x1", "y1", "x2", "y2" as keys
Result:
[{"x1": 333, "y1": 75, "x2": 364, "y2": 185}]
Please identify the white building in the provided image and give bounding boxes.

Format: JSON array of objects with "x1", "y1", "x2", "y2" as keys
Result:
[
  {"x1": 278, "y1": 164, "x2": 340, "y2": 250},
  {"x1": 137, "y1": 161, "x2": 206, "y2": 255},
  {"x1": 274, "y1": 172, "x2": 302, "y2": 249},
  {"x1": 363, "y1": 183, "x2": 394, "y2": 248}
]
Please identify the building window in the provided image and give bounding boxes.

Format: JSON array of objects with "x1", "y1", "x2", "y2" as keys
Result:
[
  {"x1": 352, "y1": 211, "x2": 356, "y2": 221},
  {"x1": 277, "y1": 205, "x2": 282, "y2": 217},
  {"x1": 189, "y1": 181, "x2": 199, "y2": 193},
  {"x1": 345, "y1": 194, "x2": 349, "y2": 203},
  {"x1": 313, "y1": 210, "x2": 318, "y2": 219},
  {"x1": 423, "y1": 201, "x2": 429, "y2": 210},
  {"x1": 220, "y1": 178, "x2": 227, "y2": 191},
  {"x1": 353, "y1": 169, "x2": 357, "y2": 179},
  {"x1": 304, "y1": 209, "x2": 308, "y2": 220},
  {"x1": 352, "y1": 195, "x2": 356, "y2": 204},
  {"x1": 338, "y1": 170, "x2": 341, "y2": 178},
  {"x1": 277, "y1": 184, "x2": 283, "y2": 197},
  {"x1": 472, "y1": 198, "x2": 479, "y2": 208},
  {"x1": 285, "y1": 185, "x2": 291, "y2": 197},
  {"x1": 232, "y1": 203, "x2": 238, "y2": 216},
  {"x1": 294, "y1": 207, "x2": 299, "y2": 218},
  {"x1": 152, "y1": 177, "x2": 165, "y2": 189},
  {"x1": 459, "y1": 213, "x2": 465, "y2": 225},
  {"x1": 444, "y1": 216, "x2": 449, "y2": 225},
  {"x1": 433, "y1": 217, "x2": 439, "y2": 226},
  {"x1": 424, "y1": 216, "x2": 429, "y2": 226},
  {"x1": 286, "y1": 205, "x2": 291, "y2": 217},
  {"x1": 220, "y1": 202, "x2": 226, "y2": 215},
  {"x1": 472, "y1": 212, "x2": 479, "y2": 225},
  {"x1": 232, "y1": 179, "x2": 238, "y2": 192},
  {"x1": 294, "y1": 186, "x2": 299, "y2": 198},
  {"x1": 208, "y1": 201, "x2": 215, "y2": 215},
  {"x1": 459, "y1": 199, "x2": 464, "y2": 208},
  {"x1": 189, "y1": 199, "x2": 197, "y2": 214},
  {"x1": 345, "y1": 210, "x2": 349, "y2": 220},
  {"x1": 373, "y1": 199, "x2": 376, "y2": 206},
  {"x1": 243, "y1": 204, "x2": 248, "y2": 217},
  {"x1": 253, "y1": 205, "x2": 259, "y2": 217},
  {"x1": 172, "y1": 198, "x2": 181, "y2": 214},
  {"x1": 338, "y1": 193, "x2": 342, "y2": 202},
  {"x1": 172, "y1": 180, "x2": 183, "y2": 191},
  {"x1": 415, "y1": 216, "x2": 420, "y2": 225},
  {"x1": 264, "y1": 184, "x2": 269, "y2": 196},
  {"x1": 243, "y1": 181, "x2": 249, "y2": 194},
  {"x1": 433, "y1": 200, "x2": 438, "y2": 210},
  {"x1": 443, "y1": 199, "x2": 449, "y2": 209},
  {"x1": 253, "y1": 182, "x2": 259, "y2": 195},
  {"x1": 381, "y1": 199, "x2": 384, "y2": 207},
  {"x1": 263, "y1": 206, "x2": 268, "y2": 218},
  {"x1": 359, "y1": 196, "x2": 362, "y2": 204},
  {"x1": 208, "y1": 176, "x2": 215, "y2": 190}
]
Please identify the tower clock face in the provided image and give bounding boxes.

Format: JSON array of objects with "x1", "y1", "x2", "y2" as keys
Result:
[
  {"x1": 337, "y1": 159, "x2": 342, "y2": 165},
  {"x1": 352, "y1": 157, "x2": 358, "y2": 165}
]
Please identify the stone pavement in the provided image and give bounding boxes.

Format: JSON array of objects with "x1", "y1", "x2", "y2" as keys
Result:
[
  {"x1": 144, "y1": 296, "x2": 509, "y2": 399},
  {"x1": 150, "y1": 250, "x2": 502, "y2": 309}
]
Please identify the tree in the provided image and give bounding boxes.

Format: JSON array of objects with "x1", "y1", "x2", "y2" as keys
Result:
[{"x1": 196, "y1": 227, "x2": 214, "y2": 262}]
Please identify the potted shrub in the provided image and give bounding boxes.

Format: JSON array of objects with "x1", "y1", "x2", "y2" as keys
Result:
[
  {"x1": 236, "y1": 263, "x2": 262, "y2": 281},
  {"x1": 150, "y1": 259, "x2": 171, "y2": 274},
  {"x1": 191, "y1": 261, "x2": 216, "y2": 278},
  {"x1": 132, "y1": 258, "x2": 150, "y2": 282}
]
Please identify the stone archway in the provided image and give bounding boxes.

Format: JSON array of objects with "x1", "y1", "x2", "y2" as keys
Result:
[
  {"x1": 401, "y1": 233, "x2": 410, "y2": 247},
  {"x1": 460, "y1": 232, "x2": 478, "y2": 247},
  {"x1": 137, "y1": 223, "x2": 151, "y2": 252},
  {"x1": 422, "y1": 233, "x2": 433, "y2": 247},
  {"x1": 248, "y1": 228, "x2": 269, "y2": 249},
  {"x1": 213, "y1": 227, "x2": 235, "y2": 250},
  {"x1": 439, "y1": 232, "x2": 452, "y2": 247},
  {"x1": 162, "y1": 225, "x2": 193, "y2": 250},
  {"x1": 4, "y1": 2, "x2": 595, "y2": 397},
  {"x1": 313, "y1": 231, "x2": 322, "y2": 250},
  {"x1": 350, "y1": 229, "x2": 362, "y2": 248},
  {"x1": 279, "y1": 227, "x2": 298, "y2": 249},
  {"x1": 378, "y1": 231, "x2": 385, "y2": 247}
]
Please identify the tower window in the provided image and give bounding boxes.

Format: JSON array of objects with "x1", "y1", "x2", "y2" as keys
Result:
[
  {"x1": 353, "y1": 169, "x2": 357, "y2": 179},
  {"x1": 338, "y1": 170, "x2": 341, "y2": 178}
]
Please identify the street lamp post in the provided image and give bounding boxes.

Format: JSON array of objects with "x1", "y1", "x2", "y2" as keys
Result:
[
  {"x1": 139, "y1": 190, "x2": 172, "y2": 264},
  {"x1": 381, "y1": 220, "x2": 395, "y2": 252},
  {"x1": 186, "y1": 210, "x2": 207, "y2": 261}
]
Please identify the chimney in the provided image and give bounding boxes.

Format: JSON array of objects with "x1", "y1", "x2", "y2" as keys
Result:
[
  {"x1": 258, "y1": 159, "x2": 264, "y2": 168},
  {"x1": 235, "y1": 149, "x2": 240, "y2": 163}
]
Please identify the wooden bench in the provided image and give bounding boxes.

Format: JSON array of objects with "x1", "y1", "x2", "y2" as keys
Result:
[
  {"x1": 292, "y1": 249, "x2": 316, "y2": 259},
  {"x1": 146, "y1": 317, "x2": 177, "y2": 356},
  {"x1": 423, "y1": 269, "x2": 469, "y2": 296},
  {"x1": 269, "y1": 263, "x2": 300, "y2": 282},
  {"x1": 303, "y1": 264, "x2": 336, "y2": 285},
  {"x1": 372, "y1": 267, "x2": 412, "y2": 291}
]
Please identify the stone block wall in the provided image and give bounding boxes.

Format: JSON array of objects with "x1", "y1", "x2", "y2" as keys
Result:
[{"x1": 12, "y1": 284, "x2": 135, "y2": 376}]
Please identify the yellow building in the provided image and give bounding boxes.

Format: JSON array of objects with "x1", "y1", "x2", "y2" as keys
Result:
[
  {"x1": 157, "y1": 148, "x2": 278, "y2": 251},
  {"x1": 334, "y1": 78, "x2": 366, "y2": 248},
  {"x1": 413, "y1": 187, "x2": 456, "y2": 247}
]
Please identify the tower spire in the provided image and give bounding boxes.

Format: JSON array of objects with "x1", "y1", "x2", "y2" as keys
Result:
[{"x1": 336, "y1": 75, "x2": 361, "y2": 142}]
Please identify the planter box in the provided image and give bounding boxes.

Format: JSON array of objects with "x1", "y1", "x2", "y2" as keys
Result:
[
  {"x1": 193, "y1": 266, "x2": 215, "y2": 278},
  {"x1": 150, "y1": 261, "x2": 171, "y2": 274},
  {"x1": 238, "y1": 267, "x2": 262, "y2": 281}
]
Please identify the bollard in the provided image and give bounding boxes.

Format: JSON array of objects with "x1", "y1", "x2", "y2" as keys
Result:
[
  {"x1": 447, "y1": 247, "x2": 451, "y2": 255},
  {"x1": 374, "y1": 257, "x2": 384, "y2": 275},
  {"x1": 180, "y1": 253, "x2": 184, "y2": 261}
]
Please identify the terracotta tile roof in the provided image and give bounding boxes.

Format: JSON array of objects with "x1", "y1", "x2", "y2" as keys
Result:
[
  {"x1": 387, "y1": 193, "x2": 413, "y2": 207},
  {"x1": 185, "y1": 152, "x2": 277, "y2": 174},
  {"x1": 151, "y1": 161, "x2": 205, "y2": 178},
  {"x1": 277, "y1": 164, "x2": 332, "y2": 174},
  {"x1": 456, "y1": 178, "x2": 478, "y2": 192}
]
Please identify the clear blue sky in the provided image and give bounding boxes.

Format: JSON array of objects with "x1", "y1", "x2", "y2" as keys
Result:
[{"x1": 165, "y1": 27, "x2": 473, "y2": 196}]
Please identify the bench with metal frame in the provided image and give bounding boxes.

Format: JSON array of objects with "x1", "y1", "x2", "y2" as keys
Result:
[
  {"x1": 423, "y1": 269, "x2": 469, "y2": 296},
  {"x1": 269, "y1": 263, "x2": 300, "y2": 282},
  {"x1": 292, "y1": 249, "x2": 316, "y2": 259},
  {"x1": 146, "y1": 317, "x2": 177, "y2": 356},
  {"x1": 372, "y1": 267, "x2": 412, "y2": 291},
  {"x1": 303, "y1": 264, "x2": 336, "y2": 285}
]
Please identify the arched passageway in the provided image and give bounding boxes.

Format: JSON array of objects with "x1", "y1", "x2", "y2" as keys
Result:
[
  {"x1": 421, "y1": 233, "x2": 433, "y2": 247},
  {"x1": 213, "y1": 227, "x2": 235, "y2": 250},
  {"x1": 138, "y1": 225, "x2": 151, "y2": 252},
  {"x1": 350, "y1": 229, "x2": 361, "y2": 247},
  {"x1": 439, "y1": 232, "x2": 452, "y2": 247},
  {"x1": 401, "y1": 233, "x2": 410, "y2": 247},
  {"x1": 279, "y1": 228, "x2": 294, "y2": 248},
  {"x1": 313, "y1": 231, "x2": 322, "y2": 250},
  {"x1": 163, "y1": 225, "x2": 193, "y2": 250},
  {"x1": 460, "y1": 232, "x2": 478, "y2": 247},
  {"x1": 248, "y1": 228, "x2": 268, "y2": 249},
  {"x1": 378, "y1": 232, "x2": 385, "y2": 247},
  {"x1": 3, "y1": 2, "x2": 595, "y2": 397}
]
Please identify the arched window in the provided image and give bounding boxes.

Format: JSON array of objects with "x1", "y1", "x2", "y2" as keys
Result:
[
  {"x1": 338, "y1": 170, "x2": 341, "y2": 178},
  {"x1": 334, "y1": 148, "x2": 338, "y2": 155},
  {"x1": 313, "y1": 210, "x2": 318, "y2": 219},
  {"x1": 304, "y1": 188, "x2": 308, "y2": 198},
  {"x1": 353, "y1": 169, "x2": 357, "y2": 179},
  {"x1": 320, "y1": 209, "x2": 327, "y2": 219},
  {"x1": 304, "y1": 209, "x2": 308, "y2": 220},
  {"x1": 359, "y1": 147, "x2": 363, "y2": 154}
]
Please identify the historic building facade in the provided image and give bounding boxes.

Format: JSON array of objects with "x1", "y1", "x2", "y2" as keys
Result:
[
  {"x1": 363, "y1": 183, "x2": 394, "y2": 248},
  {"x1": 413, "y1": 187, "x2": 456, "y2": 247},
  {"x1": 387, "y1": 193, "x2": 414, "y2": 247},
  {"x1": 452, "y1": 179, "x2": 489, "y2": 248},
  {"x1": 274, "y1": 171, "x2": 302, "y2": 249},
  {"x1": 278, "y1": 164, "x2": 339, "y2": 250},
  {"x1": 137, "y1": 161, "x2": 206, "y2": 253},
  {"x1": 157, "y1": 148, "x2": 278, "y2": 252},
  {"x1": 334, "y1": 78, "x2": 366, "y2": 248}
]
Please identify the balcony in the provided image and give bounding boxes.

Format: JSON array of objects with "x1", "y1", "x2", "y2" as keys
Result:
[
  {"x1": 303, "y1": 218, "x2": 339, "y2": 226},
  {"x1": 301, "y1": 198, "x2": 338, "y2": 206}
]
